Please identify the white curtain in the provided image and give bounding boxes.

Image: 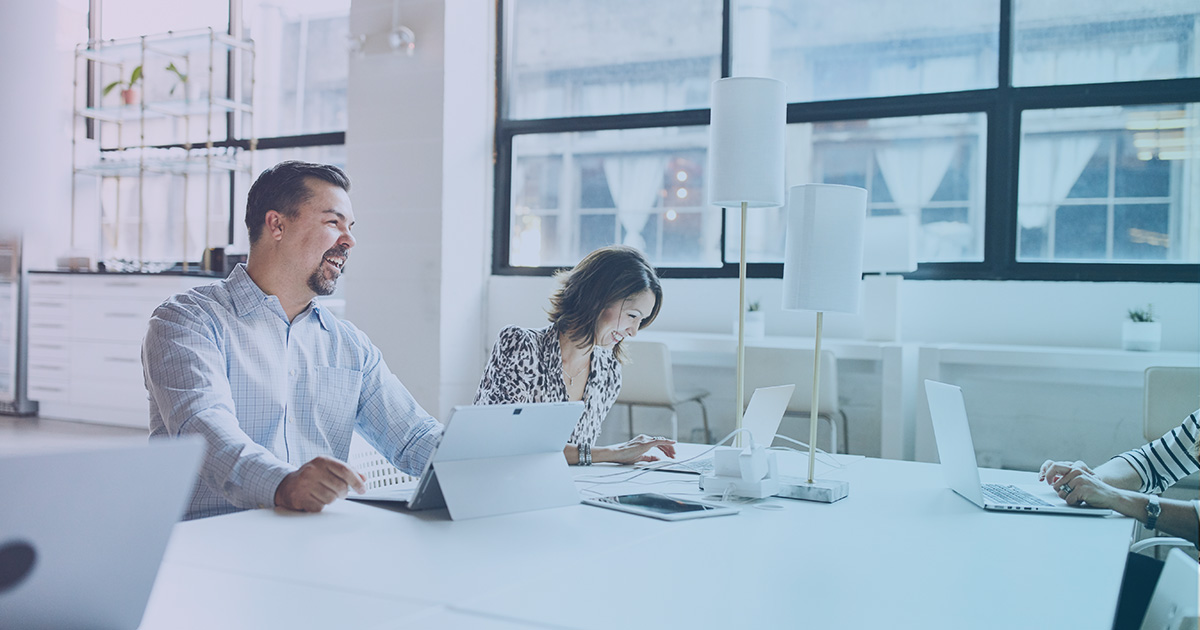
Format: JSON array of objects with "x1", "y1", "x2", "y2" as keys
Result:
[
  {"x1": 603, "y1": 155, "x2": 663, "y2": 251},
  {"x1": 1016, "y1": 135, "x2": 1101, "y2": 229},
  {"x1": 875, "y1": 140, "x2": 956, "y2": 217}
]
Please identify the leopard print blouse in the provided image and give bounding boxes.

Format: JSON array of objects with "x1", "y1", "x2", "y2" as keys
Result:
[{"x1": 474, "y1": 324, "x2": 621, "y2": 447}]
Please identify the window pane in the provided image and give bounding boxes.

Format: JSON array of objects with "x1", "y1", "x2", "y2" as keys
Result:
[
  {"x1": 245, "y1": 1, "x2": 350, "y2": 137},
  {"x1": 503, "y1": 0, "x2": 722, "y2": 119},
  {"x1": 509, "y1": 128, "x2": 719, "y2": 268},
  {"x1": 101, "y1": 1, "x2": 226, "y2": 40},
  {"x1": 734, "y1": 0, "x2": 998, "y2": 102},
  {"x1": 729, "y1": 113, "x2": 988, "y2": 264},
  {"x1": 1017, "y1": 105, "x2": 1199, "y2": 263},
  {"x1": 1013, "y1": 1, "x2": 1200, "y2": 87}
]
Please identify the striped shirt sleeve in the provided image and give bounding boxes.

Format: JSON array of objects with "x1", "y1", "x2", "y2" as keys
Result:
[{"x1": 1114, "y1": 410, "x2": 1200, "y2": 495}]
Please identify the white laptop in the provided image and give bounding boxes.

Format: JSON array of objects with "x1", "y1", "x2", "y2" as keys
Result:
[
  {"x1": 347, "y1": 401, "x2": 584, "y2": 520},
  {"x1": 924, "y1": 380, "x2": 1111, "y2": 516},
  {"x1": 653, "y1": 384, "x2": 795, "y2": 474},
  {"x1": 0, "y1": 438, "x2": 205, "y2": 629}
]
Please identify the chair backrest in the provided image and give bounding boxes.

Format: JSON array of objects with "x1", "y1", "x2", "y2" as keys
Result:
[
  {"x1": 744, "y1": 346, "x2": 838, "y2": 416},
  {"x1": 1139, "y1": 548, "x2": 1199, "y2": 630},
  {"x1": 615, "y1": 341, "x2": 676, "y2": 406},
  {"x1": 1144, "y1": 367, "x2": 1200, "y2": 443}
]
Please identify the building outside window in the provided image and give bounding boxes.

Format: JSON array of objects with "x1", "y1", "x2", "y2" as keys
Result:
[{"x1": 496, "y1": 0, "x2": 1199, "y2": 281}]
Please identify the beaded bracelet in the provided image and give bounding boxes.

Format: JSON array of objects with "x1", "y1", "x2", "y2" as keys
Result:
[{"x1": 579, "y1": 442, "x2": 592, "y2": 466}]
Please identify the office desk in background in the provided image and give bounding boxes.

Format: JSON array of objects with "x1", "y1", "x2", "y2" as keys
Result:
[
  {"x1": 141, "y1": 450, "x2": 1133, "y2": 630},
  {"x1": 637, "y1": 331, "x2": 918, "y2": 460}
]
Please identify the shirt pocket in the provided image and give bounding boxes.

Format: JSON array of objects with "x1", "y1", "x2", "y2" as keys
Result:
[{"x1": 315, "y1": 366, "x2": 363, "y2": 433}]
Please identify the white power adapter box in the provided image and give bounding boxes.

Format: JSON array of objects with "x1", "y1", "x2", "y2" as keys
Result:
[{"x1": 699, "y1": 445, "x2": 779, "y2": 499}]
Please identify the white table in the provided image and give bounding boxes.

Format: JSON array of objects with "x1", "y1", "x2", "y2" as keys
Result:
[
  {"x1": 916, "y1": 343, "x2": 1200, "y2": 462},
  {"x1": 637, "y1": 331, "x2": 918, "y2": 460},
  {"x1": 144, "y1": 450, "x2": 1134, "y2": 629}
]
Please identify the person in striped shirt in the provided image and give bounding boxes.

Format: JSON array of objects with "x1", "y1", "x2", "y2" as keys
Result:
[
  {"x1": 1039, "y1": 409, "x2": 1198, "y2": 630},
  {"x1": 1039, "y1": 409, "x2": 1199, "y2": 544}
]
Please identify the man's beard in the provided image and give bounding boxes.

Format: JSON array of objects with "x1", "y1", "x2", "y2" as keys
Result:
[{"x1": 307, "y1": 245, "x2": 348, "y2": 296}]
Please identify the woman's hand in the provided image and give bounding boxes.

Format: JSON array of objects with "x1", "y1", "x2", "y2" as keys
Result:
[
  {"x1": 595, "y1": 435, "x2": 676, "y2": 464},
  {"x1": 1050, "y1": 468, "x2": 1129, "y2": 510},
  {"x1": 1038, "y1": 459, "x2": 1093, "y2": 487}
]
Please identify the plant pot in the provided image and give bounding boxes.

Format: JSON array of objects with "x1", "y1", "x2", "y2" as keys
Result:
[
  {"x1": 121, "y1": 88, "x2": 140, "y2": 105},
  {"x1": 1122, "y1": 321, "x2": 1161, "y2": 352},
  {"x1": 733, "y1": 311, "x2": 765, "y2": 339}
]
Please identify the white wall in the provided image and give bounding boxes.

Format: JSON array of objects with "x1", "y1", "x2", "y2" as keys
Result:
[
  {"x1": 489, "y1": 275, "x2": 1199, "y2": 352},
  {"x1": 0, "y1": 1, "x2": 79, "y2": 265},
  {"x1": 344, "y1": 0, "x2": 492, "y2": 420}
]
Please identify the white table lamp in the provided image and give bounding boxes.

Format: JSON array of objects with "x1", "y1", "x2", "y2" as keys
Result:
[
  {"x1": 862, "y1": 214, "x2": 918, "y2": 341},
  {"x1": 707, "y1": 76, "x2": 786, "y2": 447},
  {"x1": 781, "y1": 183, "x2": 866, "y2": 502}
]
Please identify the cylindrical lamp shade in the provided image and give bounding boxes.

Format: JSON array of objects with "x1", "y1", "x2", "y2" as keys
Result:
[
  {"x1": 707, "y1": 77, "x2": 786, "y2": 208},
  {"x1": 782, "y1": 184, "x2": 867, "y2": 314}
]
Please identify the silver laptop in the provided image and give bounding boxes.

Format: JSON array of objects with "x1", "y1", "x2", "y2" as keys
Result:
[
  {"x1": 654, "y1": 384, "x2": 795, "y2": 474},
  {"x1": 925, "y1": 380, "x2": 1111, "y2": 516},
  {"x1": 0, "y1": 438, "x2": 205, "y2": 629},
  {"x1": 347, "y1": 401, "x2": 583, "y2": 519}
]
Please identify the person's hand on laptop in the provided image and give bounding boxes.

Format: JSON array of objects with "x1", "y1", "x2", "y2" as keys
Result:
[
  {"x1": 595, "y1": 434, "x2": 676, "y2": 464},
  {"x1": 275, "y1": 456, "x2": 367, "y2": 512},
  {"x1": 1039, "y1": 459, "x2": 1125, "y2": 509}
]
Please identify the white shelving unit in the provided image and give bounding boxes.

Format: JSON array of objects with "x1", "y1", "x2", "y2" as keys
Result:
[{"x1": 71, "y1": 28, "x2": 255, "y2": 271}]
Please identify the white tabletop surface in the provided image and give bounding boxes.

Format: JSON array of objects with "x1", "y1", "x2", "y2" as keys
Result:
[{"x1": 146, "y1": 447, "x2": 1135, "y2": 630}]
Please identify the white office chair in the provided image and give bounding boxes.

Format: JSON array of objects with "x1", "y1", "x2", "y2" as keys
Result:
[
  {"x1": 744, "y1": 346, "x2": 844, "y2": 453},
  {"x1": 615, "y1": 341, "x2": 711, "y2": 443},
  {"x1": 1138, "y1": 548, "x2": 1199, "y2": 630},
  {"x1": 1144, "y1": 367, "x2": 1200, "y2": 446}
]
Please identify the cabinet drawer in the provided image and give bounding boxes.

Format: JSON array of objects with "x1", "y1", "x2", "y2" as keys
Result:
[
  {"x1": 71, "y1": 298, "x2": 162, "y2": 342},
  {"x1": 71, "y1": 274, "x2": 200, "y2": 300},
  {"x1": 71, "y1": 341, "x2": 144, "y2": 383},
  {"x1": 28, "y1": 296, "x2": 70, "y2": 325},
  {"x1": 28, "y1": 274, "x2": 71, "y2": 297},
  {"x1": 27, "y1": 319, "x2": 70, "y2": 339},
  {"x1": 27, "y1": 376, "x2": 69, "y2": 402},
  {"x1": 27, "y1": 339, "x2": 69, "y2": 365},
  {"x1": 70, "y1": 377, "x2": 149, "y2": 411}
]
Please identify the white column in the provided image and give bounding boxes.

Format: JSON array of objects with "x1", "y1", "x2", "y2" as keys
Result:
[{"x1": 345, "y1": 0, "x2": 492, "y2": 418}]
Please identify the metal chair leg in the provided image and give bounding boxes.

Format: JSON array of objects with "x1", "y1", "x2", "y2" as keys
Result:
[{"x1": 697, "y1": 399, "x2": 711, "y2": 444}]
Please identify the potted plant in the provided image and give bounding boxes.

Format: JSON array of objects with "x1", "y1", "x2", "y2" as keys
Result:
[
  {"x1": 1122, "y1": 304, "x2": 1161, "y2": 351},
  {"x1": 165, "y1": 62, "x2": 190, "y2": 100},
  {"x1": 733, "y1": 300, "x2": 766, "y2": 338},
  {"x1": 102, "y1": 64, "x2": 143, "y2": 105}
]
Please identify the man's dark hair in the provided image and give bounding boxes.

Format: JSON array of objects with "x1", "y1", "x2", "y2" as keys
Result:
[
  {"x1": 245, "y1": 161, "x2": 351, "y2": 243},
  {"x1": 548, "y1": 245, "x2": 663, "y2": 362}
]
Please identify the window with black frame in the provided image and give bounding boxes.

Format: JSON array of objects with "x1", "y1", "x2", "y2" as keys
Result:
[
  {"x1": 92, "y1": 0, "x2": 350, "y2": 259},
  {"x1": 495, "y1": 0, "x2": 1199, "y2": 282}
]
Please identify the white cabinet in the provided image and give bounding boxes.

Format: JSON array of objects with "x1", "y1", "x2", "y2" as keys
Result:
[{"x1": 27, "y1": 272, "x2": 213, "y2": 428}]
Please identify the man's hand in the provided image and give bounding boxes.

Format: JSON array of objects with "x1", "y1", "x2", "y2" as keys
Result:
[{"x1": 274, "y1": 456, "x2": 366, "y2": 513}]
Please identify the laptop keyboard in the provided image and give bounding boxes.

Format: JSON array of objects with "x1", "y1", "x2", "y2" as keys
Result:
[{"x1": 982, "y1": 483, "x2": 1052, "y2": 507}]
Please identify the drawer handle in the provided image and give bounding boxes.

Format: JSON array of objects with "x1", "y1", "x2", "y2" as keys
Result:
[
  {"x1": 31, "y1": 301, "x2": 66, "y2": 307},
  {"x1": 31, "y1": 344, "x2": 66, "y2": 350},
  {"x1": 104, "y1": 281, "x2": 141, "y2": 288},
  {"x1": 103, "y1": 312, "x2": 141, "y2": 318},
  {"x1": 31, "y1": 386, "x2": 64, "y2": 392},
  {"x1": 31, "y1": 364, "x2": 64, "y2": 371},
  {"x1": 30, "y1": 323, "x2": 65, "y2": 329},
  {"x1": 103, "y1": 357, "x2": 139, "y2": 364}
]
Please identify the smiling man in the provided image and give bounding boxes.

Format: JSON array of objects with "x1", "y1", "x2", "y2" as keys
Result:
[{"x1": 143, "y1": 161, "x2": 442, "y2": 520}]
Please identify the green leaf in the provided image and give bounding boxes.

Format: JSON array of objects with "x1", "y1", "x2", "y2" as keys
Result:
[
  {"x1": 102, "y1": 79, "x2": 122, "y2": 97},
  {"x1": 129, "y1": 65, "x2": 143, "y2": 85}
]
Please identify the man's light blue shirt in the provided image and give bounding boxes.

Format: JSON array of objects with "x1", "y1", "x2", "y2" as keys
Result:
[{"x1": 143, "y1": 264, "x2": 441, "y2": 520}]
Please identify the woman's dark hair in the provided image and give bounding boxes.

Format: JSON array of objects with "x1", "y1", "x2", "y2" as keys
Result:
[
  {"x1": 548, "y1": 245, "x2": 662, "y2": 361},
  {"x1": 245, "y1": 160, "x2": 351, "y2": 244}
]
